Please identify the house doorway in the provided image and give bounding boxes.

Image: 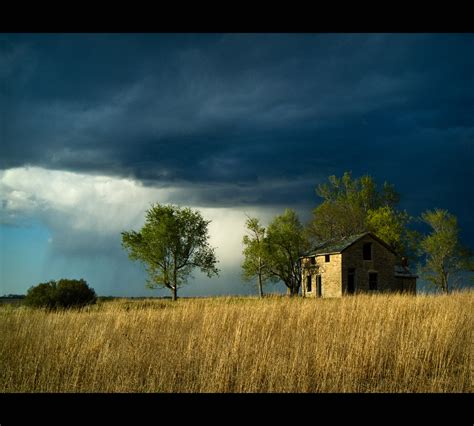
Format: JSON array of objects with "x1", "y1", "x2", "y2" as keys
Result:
[
  {"x1": 347, "y1": 268, "x2": 355, "y2": 294},
  {"x1": 316, "y1": 275, "x2": 322, "y2": 297}
]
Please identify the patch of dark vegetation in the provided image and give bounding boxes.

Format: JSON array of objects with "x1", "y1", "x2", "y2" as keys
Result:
[
  {"x1": 25, "y1": 279, "x2": 97, "y2": 310},
  {"x1": 0, "y1": 294, "x2": 26, "y2": 305}
]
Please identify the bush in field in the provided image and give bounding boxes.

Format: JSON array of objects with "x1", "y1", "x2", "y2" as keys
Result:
[
  {"x1": 25, "y1": 279, "x2": 97, "y2": 309},
  {"x1": 24, "y1": 281, "x2": 57, "y2": 308}
]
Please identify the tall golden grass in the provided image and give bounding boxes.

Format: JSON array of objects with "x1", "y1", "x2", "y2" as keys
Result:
[{"x1": 0, "y1": 292, "x2": 472, "y2": 392}]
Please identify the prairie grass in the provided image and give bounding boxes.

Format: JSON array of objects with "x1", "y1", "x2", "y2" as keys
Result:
[{"x1": 0, "y1": 291, "x2": 472, "y2": 392}]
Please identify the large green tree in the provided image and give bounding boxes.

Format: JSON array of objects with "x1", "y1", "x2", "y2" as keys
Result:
[
  {"x1": 241, "y1": 217, "x2": 276, "y2": 297},
  {"x1": 265, "y1": 209, "x2": 309, "y2": 296},
  {"x1": 121, "y1": 204, "x2": 219, "y2": 301},
  {"x1": 308, "y1": 171, "x2": 418, "y2": 259},
  {"x1": 419, "y1": 209, "x2": 472, "y2": 294}
]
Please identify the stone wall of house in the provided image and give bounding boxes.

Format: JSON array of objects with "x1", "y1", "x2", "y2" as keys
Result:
[
  {"x1": 301, "y1": 253, "x2": 342, "y2": 298},
  {"x1": 341, "y1": 235, "x2": 397, "y2": 294},
  {"x1": 301, "y1": 234, "x2": 417, "y2": 297}
]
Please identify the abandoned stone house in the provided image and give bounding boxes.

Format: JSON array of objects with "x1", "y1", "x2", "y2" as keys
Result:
[{"x1": 300, "y1": 232, "x2": 417, "y2": 297}]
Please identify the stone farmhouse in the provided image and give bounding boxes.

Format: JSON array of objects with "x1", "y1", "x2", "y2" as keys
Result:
[{"x1": 300, "y1": 232, "x2": 417, "y2": 297}]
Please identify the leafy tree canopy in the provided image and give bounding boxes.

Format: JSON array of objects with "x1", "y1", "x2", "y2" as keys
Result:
[
  {"x1": 309, "y1": 171, "x2": 418, "y2": 259},
  {"x1": 265, "y1": 209, "x2": 310, "y2": 296},
  {"x1": 241, "y1": 217, "x2": 277, "y2": 297},
  {"x1": 121, "y1": 204, "x2": 219, "y2": 300},
  {"x1": 419, "y1": 209, "x2": 473, "y2": 293}
]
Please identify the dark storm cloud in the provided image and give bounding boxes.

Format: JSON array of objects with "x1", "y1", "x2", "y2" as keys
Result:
[{"x1": 1, "y1": 33, "x2": 474, "y2": 241}]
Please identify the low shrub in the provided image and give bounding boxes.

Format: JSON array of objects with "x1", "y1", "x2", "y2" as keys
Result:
[{"x1": 25, "y1": 279, "x2": 97, "y2": 309}]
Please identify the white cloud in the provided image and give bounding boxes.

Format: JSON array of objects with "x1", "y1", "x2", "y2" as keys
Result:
[
  {"x1": 0, "y1": 166, "x2": 280, "y2": 267},
  {"x1": 0, "y1": 166, "x2": 173, "y2": 233}
]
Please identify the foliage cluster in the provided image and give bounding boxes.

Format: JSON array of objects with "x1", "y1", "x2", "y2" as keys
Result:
[{"x1": 25, "y1": 279, "x2": 97, "y2": 309}]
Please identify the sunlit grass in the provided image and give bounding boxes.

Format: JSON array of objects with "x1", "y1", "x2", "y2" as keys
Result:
[{"x1": 0, "y1": 291, "x2": 472, "y2": 392}]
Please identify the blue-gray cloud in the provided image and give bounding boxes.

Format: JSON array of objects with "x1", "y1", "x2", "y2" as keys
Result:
[{"x1": 1, "y1": 33, "x2": 474, "y2": 246}]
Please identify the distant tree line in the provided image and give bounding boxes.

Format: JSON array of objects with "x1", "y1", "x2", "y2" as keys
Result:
[{"x1": 0, "y1": 294, "x2": 26, "y2": 299}]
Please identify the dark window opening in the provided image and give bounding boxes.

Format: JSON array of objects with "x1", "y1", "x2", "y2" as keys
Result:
[
  {"x1": 316, "y1": 275, "x2": 322, "y2": 297},
  {"x1": 347, "y1": 269, "x2": 355, "y2": 294},
  {"x1": 363, "y1": 243, "x2": 372, "y2": 260},
  {"x1": 325, "y1": 254, "x2": 330, "y2": 263},
  {"x1": 306, "y1": 275, "x2": 312, "y2": 292},
  {"x1": 310, "y1": 257, "x2": 316, "y2": 265},
  {"x1": 369, "y1": 272, "x2": 378, "y2": 290}
]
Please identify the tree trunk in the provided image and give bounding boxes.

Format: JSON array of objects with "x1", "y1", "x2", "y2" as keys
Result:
[
  {"x1": 172, "y1": 286, "x2": 178, "y2": 301},
  {"x1": 289, "y1": 285, "x2": 299, "y2": 297},
  {"x1": 439, "y1": 267, "x2": 448, "y2": 294},
  {"x1": 258, "y1": 272, "x2": 264, "y2": 298},
  {"x1": 172, "y1": 265, "x2": 178, "y2": 301}
]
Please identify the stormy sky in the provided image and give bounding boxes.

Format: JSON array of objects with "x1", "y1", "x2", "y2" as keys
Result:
[{"x1": 1, "y1": 33, "x2": 473, "y2": 297}]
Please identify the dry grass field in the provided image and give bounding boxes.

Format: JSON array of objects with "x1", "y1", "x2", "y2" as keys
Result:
[{"x1": 0, "y1": 291, "x2": 472, "y2": 392}]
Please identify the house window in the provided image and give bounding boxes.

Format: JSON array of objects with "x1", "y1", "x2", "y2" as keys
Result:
[
  {"x1": 306, "y1": 275, "x2": 312, "y2": 292},
  {"x1": 310, "y1": 257, "x2": 316, "y2": 265},
  {"x1": 369, "y1": 272, "x2": 378, "y2": 290},
  {"x1": 347, "y1": 268, "x2": 356, "y2": 294},
  {"x1": 363, "y1": 243, "x2": 372, "y2": 260},
  {"x1": 316, "y1": 275, "x2": 322, "y2": 297},
  {"x1": 325, "y1": 254, "x2": 330, "y2": 263}
]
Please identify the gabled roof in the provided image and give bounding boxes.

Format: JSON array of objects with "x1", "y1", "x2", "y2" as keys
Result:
[{"x1": 303, "y1": 232, "x2": 397, "y2": 257}]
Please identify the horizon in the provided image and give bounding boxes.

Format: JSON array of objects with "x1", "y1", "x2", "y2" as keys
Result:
[{"x1": 1, "y1": 33, "x2": 473, "y2": 297}]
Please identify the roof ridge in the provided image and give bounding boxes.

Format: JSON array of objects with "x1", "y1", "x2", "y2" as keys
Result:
[
  {"x1": 313, "y1": 231, "x2": 369, "y2": 248},
  {"x1": 305, "y1": 231, "x2": 388, "y2": 256}
]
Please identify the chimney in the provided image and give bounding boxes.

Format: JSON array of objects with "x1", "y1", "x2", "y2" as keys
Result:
[{"x1": 401, "y1": 257, "x2": 408, "y2": 267}]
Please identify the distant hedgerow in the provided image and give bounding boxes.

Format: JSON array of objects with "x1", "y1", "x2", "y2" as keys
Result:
[{"x1": 25, "y1": 279, "x2": 97, "y2": 309}]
